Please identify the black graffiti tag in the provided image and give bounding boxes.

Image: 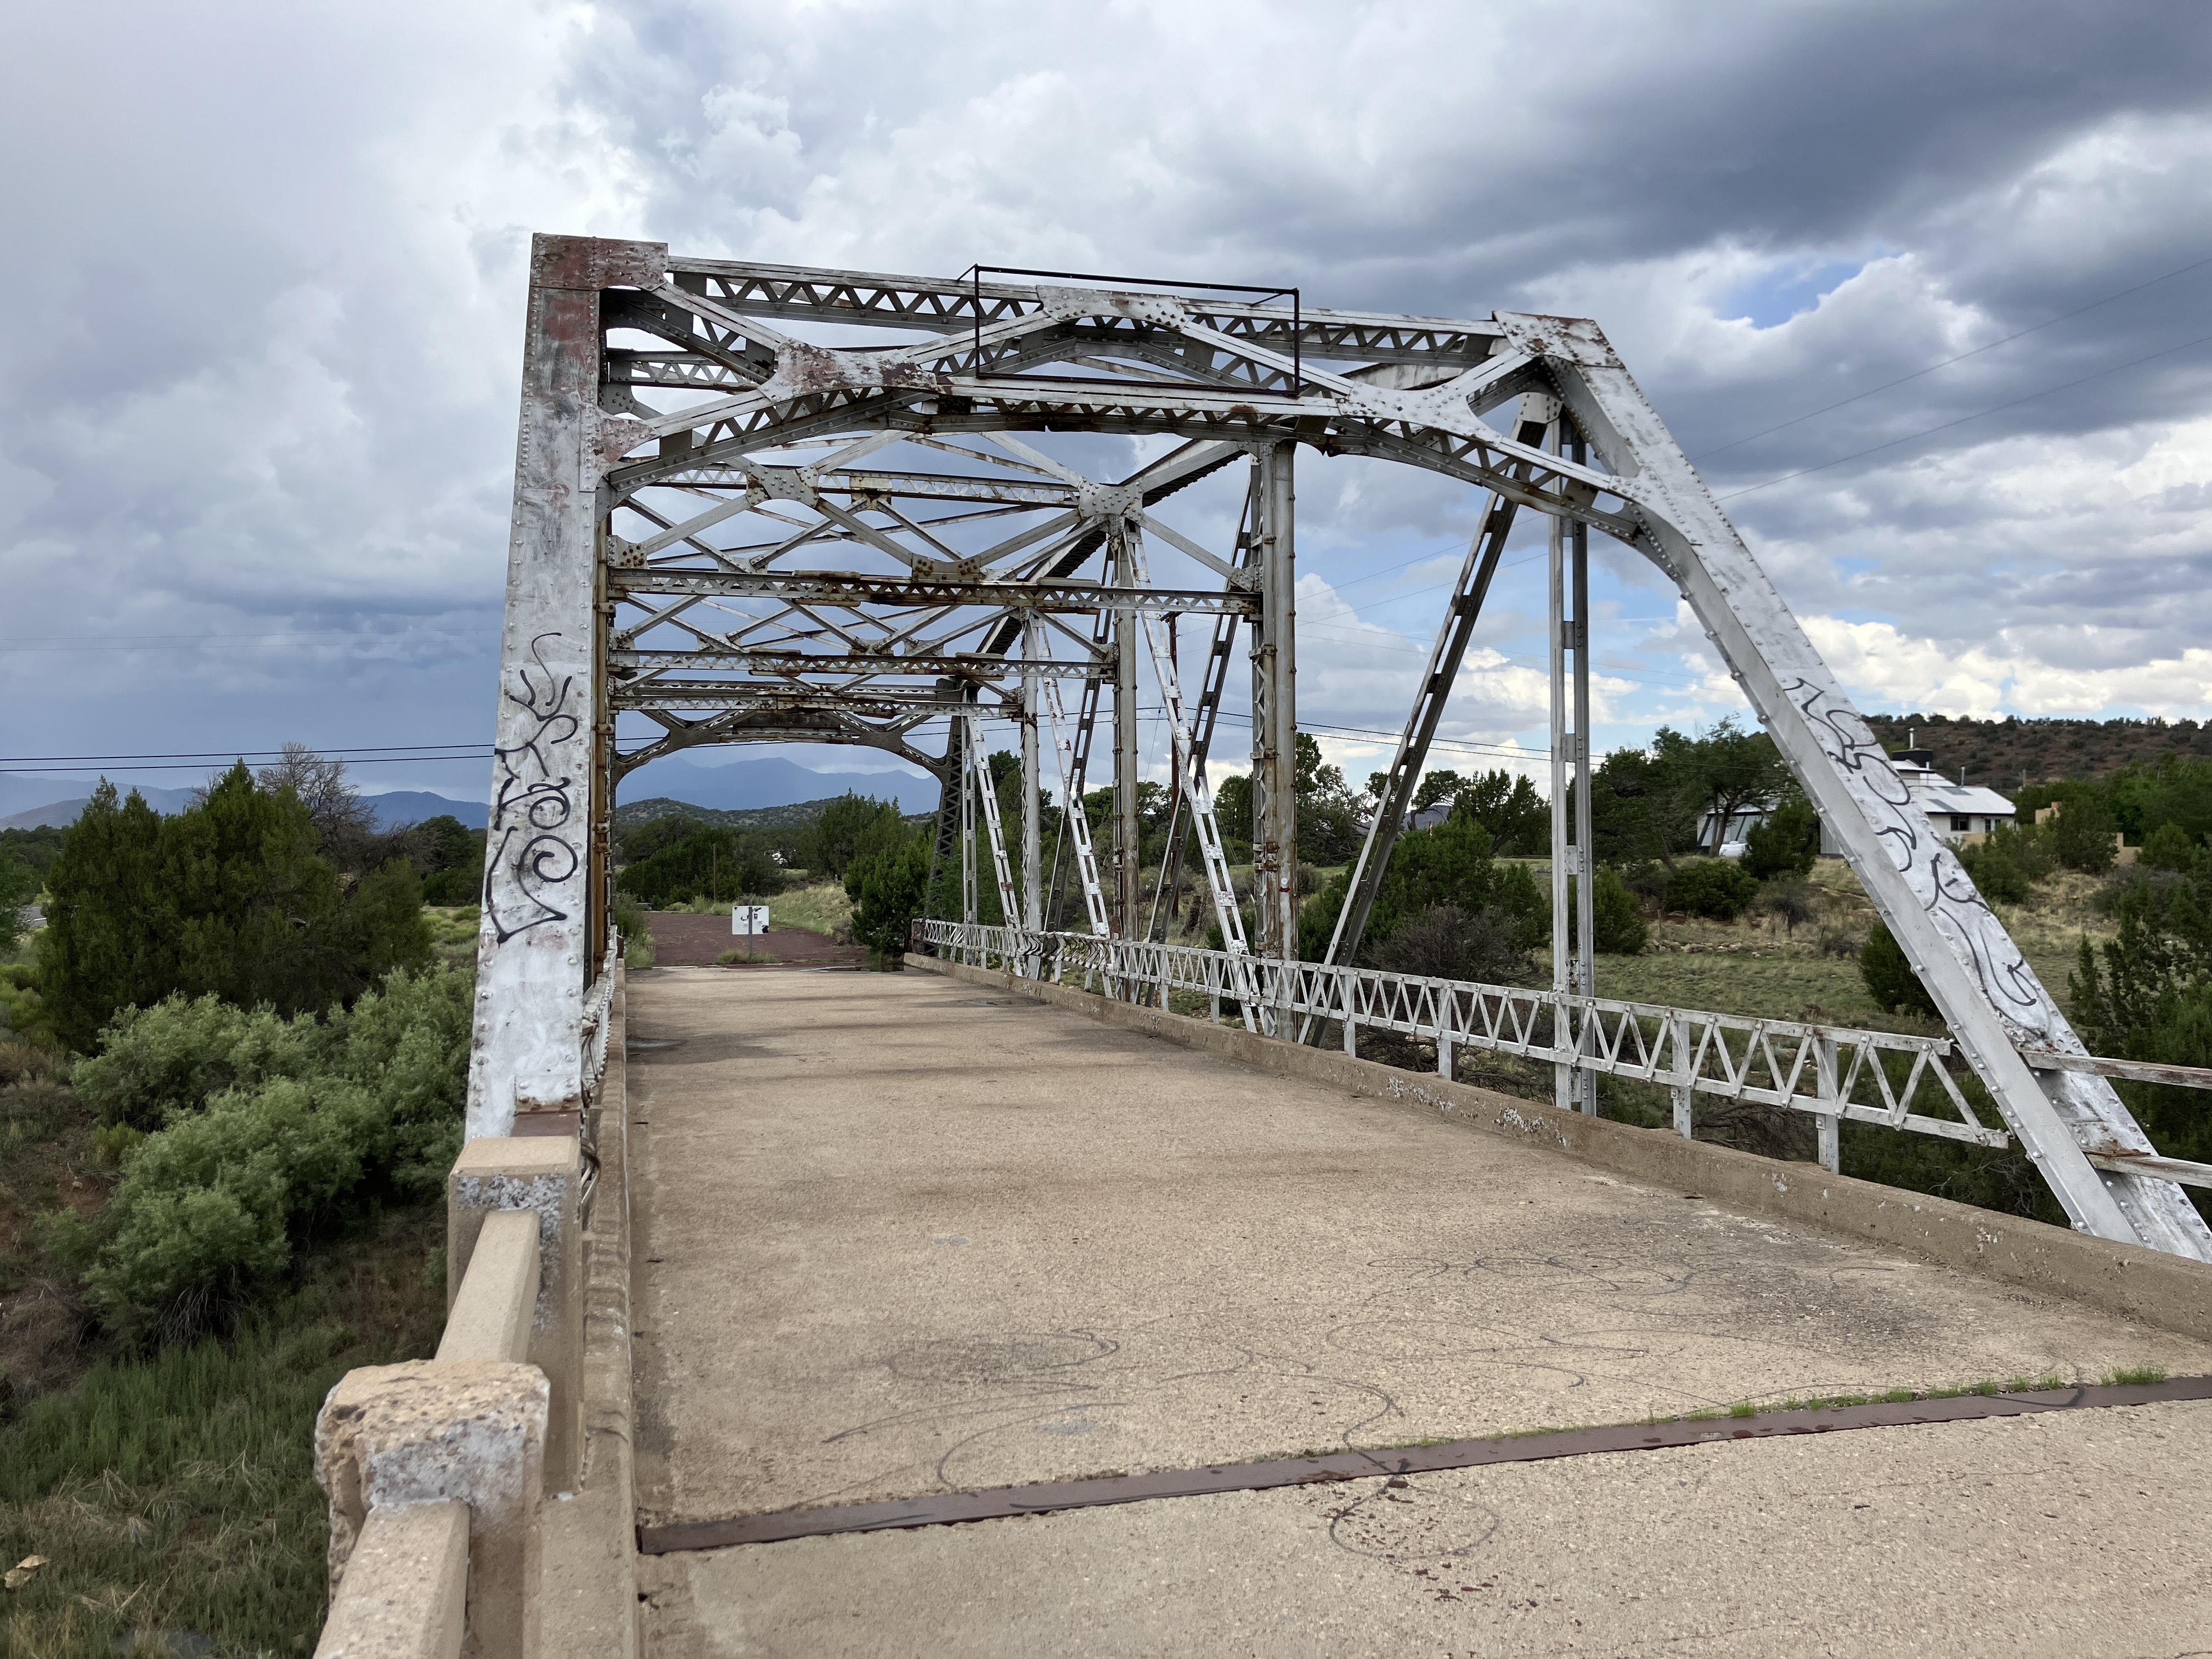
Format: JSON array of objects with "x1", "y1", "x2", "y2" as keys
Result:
[{"x1": 485, "y1": 633, "x2": 582, "y2": 945}]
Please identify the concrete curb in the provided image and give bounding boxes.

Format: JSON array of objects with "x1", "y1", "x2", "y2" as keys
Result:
[
  {"x1": 540, "y1": 966, "x2": 640, "y2": 1655},
  {"x1": 908, "y1": 952, "x2": 2212, "y2": 1344}
]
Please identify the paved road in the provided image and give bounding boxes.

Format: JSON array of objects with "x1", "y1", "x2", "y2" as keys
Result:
[{"x1": 625, "y1": 967, "x2": 2212, "y2": 1655}]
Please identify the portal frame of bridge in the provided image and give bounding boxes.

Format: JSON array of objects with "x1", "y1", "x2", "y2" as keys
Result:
[{"x1": 464, "y1": 233, "x2": 2211, "y2": 1265}]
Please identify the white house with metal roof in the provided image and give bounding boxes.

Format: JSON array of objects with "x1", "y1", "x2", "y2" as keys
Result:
[{"x1": 1704, "y1": 745, "x2": 2016, "y2": 856}]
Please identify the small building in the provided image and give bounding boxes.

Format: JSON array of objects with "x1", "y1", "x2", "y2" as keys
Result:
[{"x1": 1703, "y1": 743, "x2": 2017, "y2": 857}]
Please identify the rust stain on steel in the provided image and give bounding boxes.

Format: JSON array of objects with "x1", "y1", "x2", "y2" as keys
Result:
[{"x1": 636, "y1": 1375, "x2": 2212, "y2": 1553}]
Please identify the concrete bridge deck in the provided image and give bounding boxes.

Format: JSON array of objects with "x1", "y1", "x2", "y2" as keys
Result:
[{"x1": 623, "y1": 965, "x2": 2212, "y2": 1656}]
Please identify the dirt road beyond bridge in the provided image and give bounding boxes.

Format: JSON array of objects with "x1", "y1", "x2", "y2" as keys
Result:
[{"x1": 624, "y1": 966, "x2": 2212, "y2": 1656}]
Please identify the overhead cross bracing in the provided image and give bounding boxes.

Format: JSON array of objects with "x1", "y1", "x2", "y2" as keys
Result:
[{"x1": 467, "y1": 233, "x2": 2212, "y2": 1266}]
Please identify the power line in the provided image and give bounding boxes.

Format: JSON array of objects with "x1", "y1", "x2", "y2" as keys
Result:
[
  {"x1": 3, "y1": 753, "x2": 493, "y2": 775},
  {"x1": 1715, "y1": 328, "x2": 2212, "y2": 503},
  {"x1": 1, "y1": 743, "x2": 489, "y2": 765},
  {"x1": 1689, "y1": 249, "x2": 2212, "y2": 462}
]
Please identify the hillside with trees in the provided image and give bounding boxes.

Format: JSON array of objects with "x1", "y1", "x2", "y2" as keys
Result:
[{"x1": 1863, "y1": 713, "x2": 2212, "y2": 787}]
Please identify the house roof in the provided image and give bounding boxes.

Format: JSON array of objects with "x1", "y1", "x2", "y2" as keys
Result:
[{"x1": 1912, "y1": 780, "x2": 2016, "y2": 816}]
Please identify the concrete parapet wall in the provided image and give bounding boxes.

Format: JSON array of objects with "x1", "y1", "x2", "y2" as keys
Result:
[
  {"x1": 908, "y1": 952, "x2": 2212, "y2": 1344},
  {"x1": 539, "y1": 964, "x2": 642, "y2": 1655},
  {"x1": 449, "y1": 1137, "x2": 583, "y2": 1488},
  {"x1": 311, "y1": 1499, "x2": 468, "y2": 1659},
  {"x1": 315, "y1": 1361, "x2": 548, "y2": 1659}
]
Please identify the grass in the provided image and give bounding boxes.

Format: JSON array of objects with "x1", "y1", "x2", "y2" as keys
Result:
[
  {"x1": 714, "y1": 949, "x2": 781, "y2": 966},
  {"x1": 421, "y1": 905, "x2": 479, "y2": 974},
  {"x1": 768, "y1": 882, "x2": 854, "y2": 938},
  {"x1": 2104, "y1": 1364, "x2": 2170, "y2": 1386},
  {"x1": 0, "y1": 1205, "x2": 446, "y2": 1655}
]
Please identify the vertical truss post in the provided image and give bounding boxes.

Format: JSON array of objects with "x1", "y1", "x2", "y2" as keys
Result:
[
  {"x1": 1111, "y1": 524, "x2": 1142, "y2": 945},
  {"x1": 467, "y1": 234, "x2": 664, "y2": 1142},
  {"x1": 1543, "y1": 405, "x2": 1582, "y2": 1114},
  {"x1": 1021, "y1": 623, "x2": 1044, "y2": 936},
  {"x1": 960, "y1": 728, "x2": 977, "y2": 949},
  {"x1": 1251, "y1": 444, "x2": 1299, "y2": 960},
  {"x1": 1569, "y1": 427, "x2": 1598, "y2": 1114},
  {"x1": 1671, "y1": 1012, "x2": 1694, "y2": 1138},
  {"x1": 1816, "y1": 1031, "x2": 1841, "y2": 1173},
  {"x1": 931, "y1": 699, "x2": 966, "y2": 921}
]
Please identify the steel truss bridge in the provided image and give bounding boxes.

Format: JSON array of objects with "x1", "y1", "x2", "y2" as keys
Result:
[{"x1": 466, "y1": 234, "x2": 2212, "y2": 1264}]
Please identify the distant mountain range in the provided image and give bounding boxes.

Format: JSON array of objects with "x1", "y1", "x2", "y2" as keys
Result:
[
  {"x1": 616, "y1": 795, "x2": 924, "y2": 832},
  {"x1": 618, "y1": 754, "x2": 939, "y2": 814},
  {"x1": 0, "y1": 752, "x2": 934, "y2": 834},
  {"x1": 0, "y1": 780, "x2": 487, "y2": 833}
]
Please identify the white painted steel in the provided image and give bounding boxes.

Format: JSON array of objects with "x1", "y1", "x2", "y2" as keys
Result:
[
  {"x1": 967, "y1": 714, "x2": 1022, "y2": 935},
  {"x1": 1040, "y1": 675, "x2": 1111, "y2": 940}
]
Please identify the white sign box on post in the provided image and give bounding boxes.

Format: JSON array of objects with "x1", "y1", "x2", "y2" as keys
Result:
[{"x1": 732, "y1": 906, "x2": 770, "y2": 936}]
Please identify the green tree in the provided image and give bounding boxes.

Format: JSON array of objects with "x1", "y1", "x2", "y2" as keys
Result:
[
  {"x1": 813, "y1": 792, "x2": 910, "y2": 879},
  {"x1": 1861, "y1": 918, "x2": 1939, "y2": 1016},
  {"x1": 2141, "y1": 821, "x2": 2198, "y2": 872},
  {"x1": 1587, "y1": 741, "x2": 1702, "y2": 871},
  {"x1": 2050, "y1": 794, "x2": 2119, "y2": 873},
  {"x1": 1299, "y1": 811, "x2": 1547, "y2": 963},
  {"x1": 1567, "y1": 866, "x2": 1649, "y2": 955},
  {"x1": 40, "y1": 782, "x2": 180, "y2": 1052},
  {"x1": 1743, "y1": 795, "x2": 1818, "y2": 881},
  {"x1": 620, "y1": 812, "x2": 707, "y2": 864},
  {"x1": 1454, "y1": 770, "x2": 1549, "y2": 855},
  {"x1": 847, "y1": 834, "x2": 931, "y2": 962},
  {"x1": 0, "y1": 848, "x2": 38, "y2": 958},
  {"x1": 614, "y1": 825, "x2": 786, "y2": 907},
  {"x1": 1692, "y1": 717, "x2": 1793, "y2": 844},
  {"x1": 411, "y1": 814, "x2": 484, "y2": 905},
  {"x1": 1664, "y1": 859, "x2": 1760, "y2": 921},
  {"x1": 1410, "y1": 770, "x2": 1464, "y2": 812},
  {"x1": 37, "y1": 769, "x2": 431, "y2": 1053},
  {"x1": 2073, "y1": 852, "x2": 2212, "y2": 1218},
  {"x1": 1293, "y1": 733, "x2": 1366, "y2": 864}
]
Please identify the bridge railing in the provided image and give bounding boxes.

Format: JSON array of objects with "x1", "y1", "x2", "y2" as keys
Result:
[{"x1": 913, "y1": 919, "x2": 2212, "y2": 1188}]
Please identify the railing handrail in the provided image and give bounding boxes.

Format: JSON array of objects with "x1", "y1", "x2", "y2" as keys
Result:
[{"x1": 915, "y1": 919, "x2": 2212, "y2": 1193}]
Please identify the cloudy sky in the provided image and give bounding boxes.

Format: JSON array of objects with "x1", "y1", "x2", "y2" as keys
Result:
[{"x1": 4, "y1": 0, "x2": 2210, "y2": 810}]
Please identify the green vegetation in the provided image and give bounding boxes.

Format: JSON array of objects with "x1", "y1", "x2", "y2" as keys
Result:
[
  {"x1": 2072, "y1": 843, "x2": 2212, "y2": 1218},
  {"x1": 0, "y1": 748, "x2": 472, "y2": 1645},
  {"x1": 769, "y1": 881, "x2": 856, "y2": 938},
  {"x1": 1866, "y1": 712, "x2": 2212, "y2": 788},
  {"x1": 1664, "y1": 859, "x2": 1760, "y2": 921},
  {"x1": 38, "y1": 768, "x2": 431, "y2": 1052},
  {"x1": 1298, "y1": 809, "x2": 1548, "y2": 972},
  {"x1": 0, "y1": 823, "x2": 69, "y2": 880},
  {"x1": 615, "y1": 816, "x2": 786, "y2": 907},
  {"x1": 1743, "y1": 796, "x2": 1818, "y2": 881},
  {"x1": 1861, "y1": 918, "x2": 1939, "y2": 1017},
  {"x1": 0, "y1": 1210, "x2": 445, "y2": 1652},
  {"x1": 49, "y1": 966, "x2": 470, "y2": 1328},
  {"x1": 811, "y1": 791, "x2": 914, "y2": 880},
  {"x1": 849, "y1": 833, "x2": 932, "y2": 963}
]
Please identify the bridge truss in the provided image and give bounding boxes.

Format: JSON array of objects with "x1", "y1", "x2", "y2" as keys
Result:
[{"x1": 466, "y1": 234, "x2": 2211, "y2": 1263}]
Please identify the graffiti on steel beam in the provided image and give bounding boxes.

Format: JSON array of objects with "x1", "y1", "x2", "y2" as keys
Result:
[
  {"x1": 484, "y1": 631, "x2": 580, "y2": 945},
  {"x1": 1784, "y1": 675, "x2": 2049, "y2": 1039}
]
